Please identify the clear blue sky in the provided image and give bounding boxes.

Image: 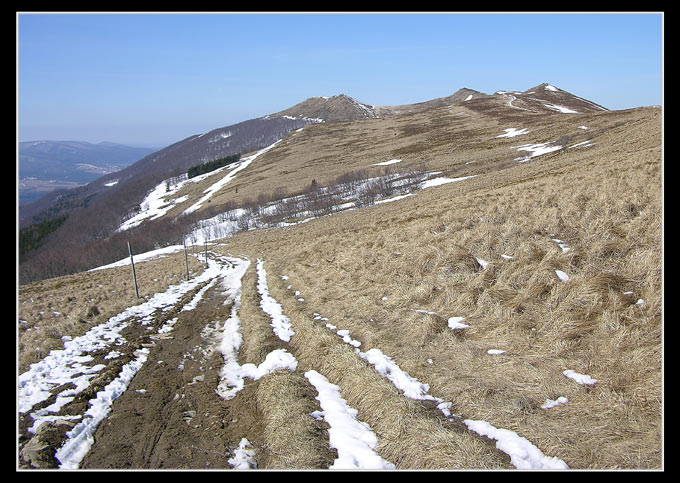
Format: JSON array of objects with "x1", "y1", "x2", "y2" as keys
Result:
[{"x1": 17, "y1": 12, "x2": 663, "y2": 147}]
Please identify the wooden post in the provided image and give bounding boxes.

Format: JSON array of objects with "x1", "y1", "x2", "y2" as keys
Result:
[
  {"x1": 127, "y1": 240, "x2": 140, "y2": 299},
  {"x1": 183, "y1": 238, "x2": 190, "y2": 280},
  {"x1": 204, "y1": 240, "x2": 209, "y2": 268}
]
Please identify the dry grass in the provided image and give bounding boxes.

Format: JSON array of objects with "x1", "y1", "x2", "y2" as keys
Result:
[
  {"x1": 255, "y1": 371, "x2": 337, "y2": 469},
  {"x1": 218, "y1": 106, "x2": 661, "y2": 468},
  {"x1": 18, "y1": 105, "x2": 661, "y2": 469},
  {"x1": 262, "y1": 279, "x2": 512, "y2": 469}
]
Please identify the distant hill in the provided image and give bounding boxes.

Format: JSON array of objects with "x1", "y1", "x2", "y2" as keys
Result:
[
  {"x1": 19, "y1": 141, "x2": 158, "y2": 205},
  {"x1": 271, "y1": 93, "x2": 380, "y2": 122}
]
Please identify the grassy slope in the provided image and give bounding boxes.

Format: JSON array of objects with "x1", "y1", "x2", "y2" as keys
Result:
[
  {"x1": 220, "y1": 106, "x2": 662, "y2": 468},
  {"x1": 18, "y1": 105, "x2": 662, "y2": 469}
]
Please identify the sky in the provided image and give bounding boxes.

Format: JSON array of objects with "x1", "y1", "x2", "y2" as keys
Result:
[{"x1": 17, "y1": 12, "x2": 663, "y2": 148}]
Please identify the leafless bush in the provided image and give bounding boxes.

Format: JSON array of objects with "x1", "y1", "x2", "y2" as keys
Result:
[
  {"x1": 334, "y1": 169, "x2": 371, "y2": 195},
  {"x1": 356, "y1": 180, "x2": 383, "y2": 207},
  {"x1": 234, "y1": 213, "x2": 251, "y2": 233},
  {"x1": 274, "y1": 195, "x2": 301, "y2": 220},
  {"x1": 216, "y1": 201, "x2": 238, "y2": 223}
]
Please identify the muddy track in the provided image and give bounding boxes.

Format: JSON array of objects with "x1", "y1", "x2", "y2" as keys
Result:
[
  {"x1": 19, "y1": 254, "x2": 338, "y2": 470},
  {"x1": 81, "y1": 280, "x2": 264, "y2": 469},
  {"x1": 19, "y1": 252, "x2": 518, "y2": 470}
]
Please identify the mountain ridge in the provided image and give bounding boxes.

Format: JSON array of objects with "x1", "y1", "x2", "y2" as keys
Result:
[
  {"x1": 273, "y1": 83, "x2": 608, "y2": 121},
  {"x1": 18, "y1": 81, "x2": 623, "y2": 281}
]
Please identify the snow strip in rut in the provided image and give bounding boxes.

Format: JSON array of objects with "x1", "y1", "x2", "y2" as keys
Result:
[
  {"x1": 215, "y1": 257, "x2": 298, "y2": 400},
  {"x1": 222, "y1": 259, "x2": 391, "y2": 469},
  {"x1": 305, "y1": 370, "x2": 395, "y2": 470},
  {"x1": 298, "y1": 300, "x2": 569, "y2": 470},
  {"x1": 256, "y1": 259, "x2": 295, "y2": 342}
]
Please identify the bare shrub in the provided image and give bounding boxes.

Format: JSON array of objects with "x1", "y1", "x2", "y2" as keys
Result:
[{"x1": 234, "y1": 213, "x2": 251, "y2": 233}]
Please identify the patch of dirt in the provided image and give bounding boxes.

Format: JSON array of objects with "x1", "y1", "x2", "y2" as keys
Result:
[{"x1": 79, "y1": 284, "x2": 264, "y2": 469}]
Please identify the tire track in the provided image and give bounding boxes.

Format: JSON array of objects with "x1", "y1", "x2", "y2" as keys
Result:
[
  {"x1": 255, "y1": 259, "x2": 512, "y2": 469},
  {"x1": 19, "y1": 254, "x2": 247, "y2": 468}
]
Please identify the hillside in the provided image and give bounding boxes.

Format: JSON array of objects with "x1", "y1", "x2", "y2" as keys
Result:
[
  {"x1": 18, "y1": 83, "x2": 617, "y2": 285},
  {"x1": 87, "y1": 82, "x2": 619, "y2": 236},
  {"x1": 18, "y1": 116, "x2": 317, "y2": 228},
  {"x1": 17, "y1": 80, "x2": 662, "y2": 470}
]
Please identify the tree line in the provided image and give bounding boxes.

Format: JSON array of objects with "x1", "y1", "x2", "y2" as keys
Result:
[
  {"x1": 187, "y1": 154, "x2": 241, "y2": 179},
  {"x1": 19, "y1": 216, "x2": 68, "y2": 262}
]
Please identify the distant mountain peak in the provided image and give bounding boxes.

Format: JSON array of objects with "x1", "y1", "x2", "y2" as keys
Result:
[
  {"x1": 272, "y1": 93, "x2": 379, "y2": 122},
  {"x1": 522, "y1": 82, "x2": 561, "y2": 93},
  {"x1": 488, "y1": 82, "x2": 608, "y2": 114}
]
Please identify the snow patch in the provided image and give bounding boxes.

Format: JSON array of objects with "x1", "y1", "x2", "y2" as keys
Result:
[
  {"x1": 541, "y1": 397, "x2": 568, "y2": 409},
  {"x1": 228, "y1": 438, "x2": 257, "y2": 469},
  {"x1": 448, "y1": 316, "x2": 469, "y2": 330},
  {"x1": 305, "y1": 370, "x2": 395, "y2": 470},
  {"x1": 464, "y1": 419, "x2": 569, "y2": 469},
  {"x1": 563, "y1": 370, "x2": 597, "y2": 385},
  {"x1": 544, "y1": 103, "x2": 579, "y2": 114},
  {"x1": 420, "y1": 175, "x2": 475, "y2": 189},
  {"x1": 515, "y1": 143, "x2": 562, "y2": 162},
  {"x1": 555, "y1": 270, "x2": 570, "y2": 282},
  {"x1": 372, "y1": 158, "x2": 402, "y2": 166},
  {"x1": 496, "y1": 128, "x2": 529, "y2": 138}
]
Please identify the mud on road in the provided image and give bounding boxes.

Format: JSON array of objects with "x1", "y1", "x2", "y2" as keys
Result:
[
  {"x1": 18, "y1": 250, "x2": 512, "y2": 470},
  {"x1": 18, "y1": 254, "x2": 337, "y2": 470},
  {"x1": 80, "y1": 283, "x2": 264, "y2": 469}
]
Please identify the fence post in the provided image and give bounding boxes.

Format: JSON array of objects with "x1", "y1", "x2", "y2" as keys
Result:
[
  {"x1": 183, "y1": 237, "x2": 190, "y2": 280},
  {"x1": 127, "y1": 240, "x2": 140, "y2": 299},
  {"x1": 204, "y1": 240, "x2": 209, "y2": 268}
]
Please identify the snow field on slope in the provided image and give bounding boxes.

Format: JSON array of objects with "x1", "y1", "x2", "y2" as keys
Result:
[
  {"x1": 495, "y1": 123, "x2": 595, "y2": 163},
  {"x1": 116, "y1": 141, "x2": 282, "y2": 232}
]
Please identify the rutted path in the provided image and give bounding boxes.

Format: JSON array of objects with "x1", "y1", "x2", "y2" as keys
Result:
[
  {"x1": 78, "y1": 255, "x2": 262, "y2": 469},
  {"x1": 18, "y1": 252, "x2": 336, "y2": 470},
  {"x1": 19, "y1": 249, "x2": 567, "y2": 470},
  {"x1": 18, "y1": 254, "x2": 247, "y2": 468}
]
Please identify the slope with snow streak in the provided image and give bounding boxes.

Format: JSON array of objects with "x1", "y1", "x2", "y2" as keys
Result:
[
  {"x1": 116, "y1": 140, "x2": 282, "y2": 232},
  {"x1": 250, "y1": 260, "x2": 393, "y2": 469},
  {"x1": 183, "y1": 140, "x2": 282, "y2": 216},
  {"x1": 276, "y1": 275, "x2": 569, "y2": 470}
]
